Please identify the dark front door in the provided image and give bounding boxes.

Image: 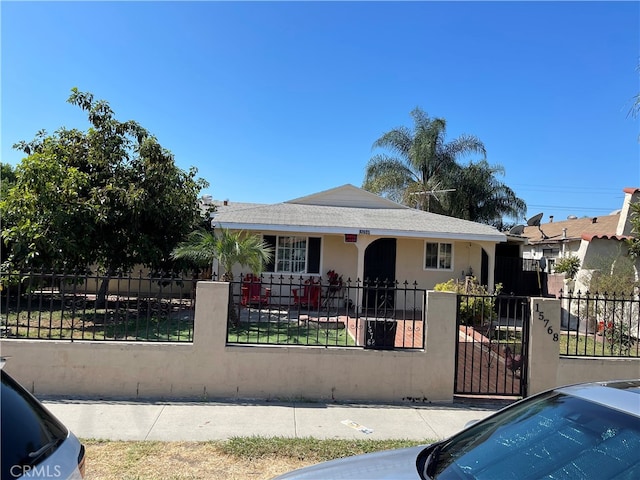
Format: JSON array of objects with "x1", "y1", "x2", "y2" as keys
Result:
[
  {"x1": 363, "y1": 238, "x2": 397, "y2": 311},
  {"x1": 481, "y1": 249, "x2": 489, "y2": 286}
]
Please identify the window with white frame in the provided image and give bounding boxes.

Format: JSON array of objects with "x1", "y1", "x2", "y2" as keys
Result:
[
  {"x1": 263, "y1": 235, "x2": 321, "y2": 274},
  {"x1": 277, "y1": 236, "x2": 306, "y2": 273},
  {"x1": 425, "y1": 242, "x2": 453, "y2": 270}
]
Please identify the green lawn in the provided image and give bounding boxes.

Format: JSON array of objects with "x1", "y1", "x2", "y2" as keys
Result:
[
  {"x1": 2, "y1": 309, "x2": 194, "y2": 342},
  {"x1": 228, "y1": 321, "x2": 356, "y2": 346},
  {"x1": 221, "y1": 436, "x2": 428, "y2": 461},
  {"x1": 489, "y1": 327, "x2": 639, "y2": 358},
  {"x1": 559, "y1": 332, "x2": 638, "y2": 357}
]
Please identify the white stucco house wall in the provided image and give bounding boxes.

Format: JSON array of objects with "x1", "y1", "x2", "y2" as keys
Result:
[{"x1": 207, "y1": 184, "x2": 507, "y2": 300}]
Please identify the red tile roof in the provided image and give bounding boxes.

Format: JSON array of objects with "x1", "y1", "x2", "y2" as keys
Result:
[{"x1": 581, "y1": 233, "x2": 632, "y2": 242}]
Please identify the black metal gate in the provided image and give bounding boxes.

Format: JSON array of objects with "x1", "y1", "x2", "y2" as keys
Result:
[{"x1": 454, "y1": 294, "x2": 530, "y2": 397}]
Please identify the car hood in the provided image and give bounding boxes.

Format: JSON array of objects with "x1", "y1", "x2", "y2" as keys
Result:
[{"x1": 272, "y1": 445, "x2": 427, "y2": 480}]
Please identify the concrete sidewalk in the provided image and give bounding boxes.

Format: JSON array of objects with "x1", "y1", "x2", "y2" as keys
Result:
[{"x1": 42, "y1": 398, "x2": 506, "y2": 442}]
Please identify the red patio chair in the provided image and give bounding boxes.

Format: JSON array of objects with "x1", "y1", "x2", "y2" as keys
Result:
[
  {"x1": 292, "y1": 277, "x2": 321, "y2": 310},
  {"x1": 241, "y1": 274, "x2": 271, "y2": 307}
]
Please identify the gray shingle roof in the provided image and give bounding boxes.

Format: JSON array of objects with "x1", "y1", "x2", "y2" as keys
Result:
[
  {"x1": 521, "y1": 214, "x2": 621, "y2": 244},
  {"x1": 213, "y1": 202, "x2": 505, "y2": 242}
]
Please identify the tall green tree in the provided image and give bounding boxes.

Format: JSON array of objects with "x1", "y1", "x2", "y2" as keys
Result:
[
  {"x1": 171, "y1": 228, "x2": 273, "y2": 282},
  {"x1": 363, "y1": 107, "x2": 486, "y2": 213},
  {"x1": 0, "y1": 162, "x2": 17, "y2": 199},
  {"x1": 1, "y1": 89, "x2": 208, "y2": 279},
  {"x1": 443, "y1": 160, "x2": 527, "y2": 224},
  {"x1": 1, "y1": 162, "x2": 19, "y2": 266},
  {"x1": 2, "y1": 152, "x2": 94, "y2": 269}
]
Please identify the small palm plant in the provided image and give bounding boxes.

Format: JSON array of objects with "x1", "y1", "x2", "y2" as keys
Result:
[
  {"x1": 171, "y1": 228, "x2": 273, "y2": 281},
  {"x1": 172, "y1": 228, "x2": 273, "y2": 326}
]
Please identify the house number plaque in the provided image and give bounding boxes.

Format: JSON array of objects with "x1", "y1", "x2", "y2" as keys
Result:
[{"x1": 535, "y1": 303, "x2": 559, "y2": 342}]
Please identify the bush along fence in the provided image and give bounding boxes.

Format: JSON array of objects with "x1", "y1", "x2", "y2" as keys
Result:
[
  {"x1": 227, "y1": 274, "x2": 426, "y2": 350},
  {"x1": 559, "y1": 290, "x2": 639, "y2": 357},
  {"x1": 0, "y1": 270, "x2": 196, "y2": 342}
]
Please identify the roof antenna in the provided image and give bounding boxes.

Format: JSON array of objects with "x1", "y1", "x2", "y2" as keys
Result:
[
  {"x1": 409, "y1": 182, "x2": 455, "y2": 211},
  {"x1": 527, "y1": 212, "x2": 548, "y2": 239}
]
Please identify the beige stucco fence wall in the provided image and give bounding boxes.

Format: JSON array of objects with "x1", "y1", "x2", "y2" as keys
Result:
[{"x1": 1, "y1": 282, "x2": 638, "y2": 402}]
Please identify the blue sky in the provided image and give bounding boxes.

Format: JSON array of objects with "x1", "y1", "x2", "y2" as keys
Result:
[{"x1": 2, "y1": 1, "x2": 639, "y2": 223}]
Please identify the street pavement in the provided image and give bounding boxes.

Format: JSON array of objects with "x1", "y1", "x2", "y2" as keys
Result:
[{"x1": 42, "y1": 398, "x2": 508, "y2": 442}]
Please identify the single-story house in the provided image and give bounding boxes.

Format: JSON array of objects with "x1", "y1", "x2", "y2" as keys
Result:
[
  {"x1": 521, "y1": 187, "x2": 639, "y2": 292},
  {"x1": 207, "y1": 184, "x2": 506, "y2": 307}
]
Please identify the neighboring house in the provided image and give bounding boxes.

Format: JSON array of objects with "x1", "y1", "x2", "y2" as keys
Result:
[
  {"x1": 208, "y1": 184, "x2": 506, "y2": 309},
  {"x1": 521, "y1": 187, "x2": 640, "y2": 293}
]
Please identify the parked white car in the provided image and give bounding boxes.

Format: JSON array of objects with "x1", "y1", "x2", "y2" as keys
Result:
[
  {"x1": 274, "y1": 379, "x2": 640, "y2": 479},
  {"x1": 1, "y1": 362, "x2": 86, "y2": 479}
]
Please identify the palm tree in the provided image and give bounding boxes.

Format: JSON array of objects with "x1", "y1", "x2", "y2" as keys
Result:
[
  {"x1": 442, "y1": 160, "x2": 527, "y2": 224},
  {"x1": 172, "y1": 228, "x2": 273, "y2": 327},
  {"x1": 171, "y1": 228, "x2": 273, "y2": 281},
  {"x1": 363, "y1": 107, "x2": 486, "y2": 212}
]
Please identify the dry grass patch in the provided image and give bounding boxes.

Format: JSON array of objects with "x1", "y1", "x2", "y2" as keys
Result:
[
  {"x1": 85, "y1": 440, "x2": 306, "y2": 479},
  {"x1": 84, "y1": 437, "x2": 430, "y2": 479}
]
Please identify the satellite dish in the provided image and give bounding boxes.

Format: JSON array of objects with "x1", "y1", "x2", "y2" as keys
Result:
[
  {"x1": 509, "y1": 225, "x2": 525, "y2": 235},
  {"x1": 527, "y1": 212, "x2": 544, "y2": 227},
  {"x1": 526, "y1": 212, "x2": 548, "y2": 239}
]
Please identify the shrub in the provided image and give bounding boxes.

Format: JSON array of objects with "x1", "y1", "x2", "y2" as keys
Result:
[
  {"x1": 435, "y1": 277, "x2": 502, "y2": 326},
  {"x1": 553, "y1": 255, "x2": 581, "y2": 280}
]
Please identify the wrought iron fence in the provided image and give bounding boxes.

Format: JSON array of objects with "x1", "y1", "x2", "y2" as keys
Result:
[
  {"x1": 559, "y1": 290, "x2": 639, "y2": 357},
  {"x1": 455, "y1": 294, "x2": 530, "y2": 397},
  {"x1": 1, "y1": 270, "x2": 196, "y2": 342},
  {"x1": 227, "y1": 274, "x2": 425, "y2": 350}
]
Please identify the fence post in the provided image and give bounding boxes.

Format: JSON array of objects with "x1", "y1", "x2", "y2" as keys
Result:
[
  {"x1": 425, "y1": 291, "x2": 457, "y2": 400},
  {"x1": 528, "y1": 297, "x2": 561, "y2": 395},
  {"x1": 193, "y1": 281, "x2": 230, "y2": 350}
]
